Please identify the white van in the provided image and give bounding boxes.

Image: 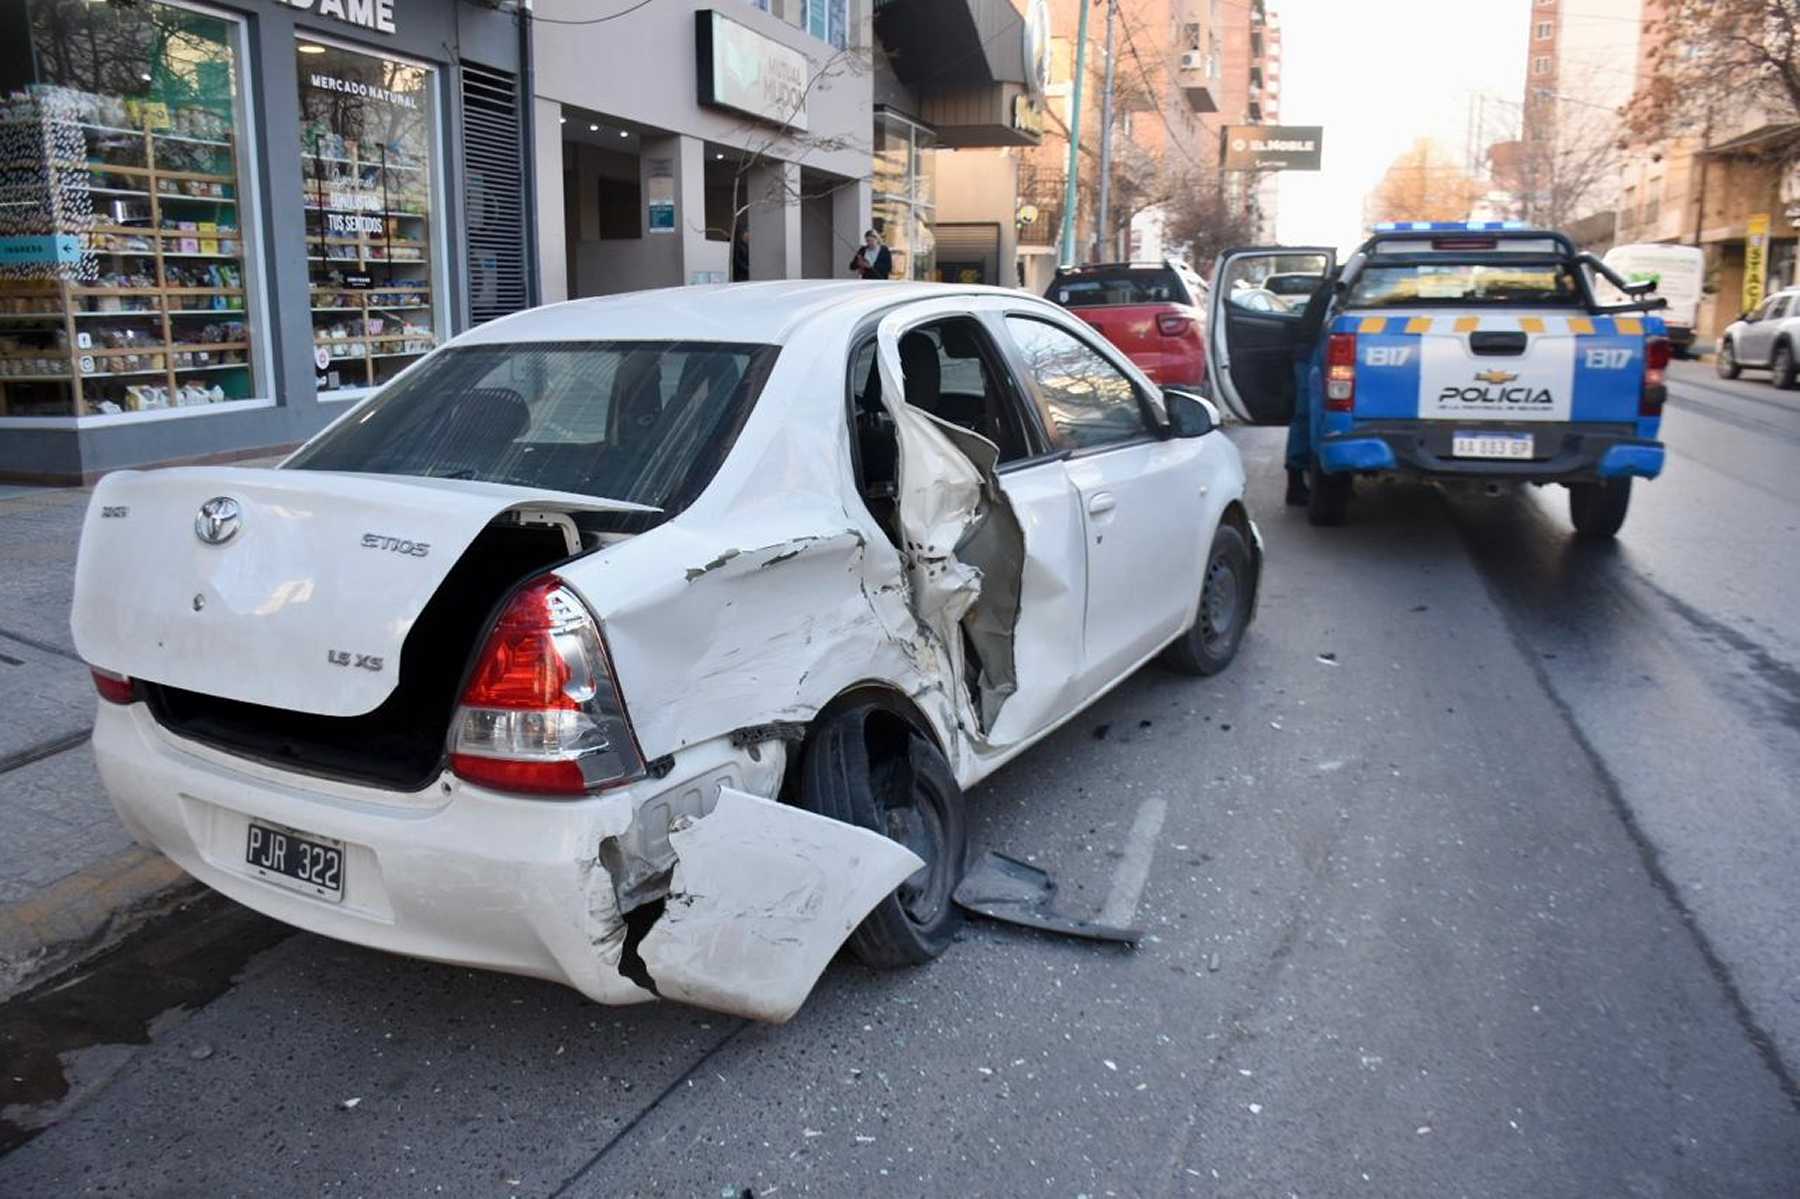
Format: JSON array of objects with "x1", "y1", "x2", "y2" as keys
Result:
[{"x1": 1600, "y1": 243, "x2": 1706, "y2": 356}]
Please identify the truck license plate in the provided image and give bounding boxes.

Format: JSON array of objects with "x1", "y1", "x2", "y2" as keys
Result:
[
  {"x1": 1452, "y1": 432, "x2": 1534, "y2": 460},
  {"x1": 245, "y1": 820, "x2": 344, "y2": 902}
]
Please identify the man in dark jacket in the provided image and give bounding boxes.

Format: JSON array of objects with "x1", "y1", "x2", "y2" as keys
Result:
[{"x1": 849, "y1": 229, "x2": 893, "y2": 280}]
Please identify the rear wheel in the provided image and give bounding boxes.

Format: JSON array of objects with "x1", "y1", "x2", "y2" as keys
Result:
[
  {"x1": 1568, "y1": 478, "x2": 1631, "y2": 539},
  {"x1": 1306, "y1": 465, "x2": 1352, "y2": 526},
  {"x1": 1163, "y1": 523, "x2": 1253, "y2": 676},
  {"x1": 1717, "y1": 339, "x2": 1741, "y2": 379},
  {"x1": 800, "y1": 706, "x2": 965, "y2": 967},
  {"x1": 1772, "y1": 342, "x2": 1796, "y2": 389}
]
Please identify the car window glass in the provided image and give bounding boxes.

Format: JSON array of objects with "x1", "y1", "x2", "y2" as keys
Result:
[
  {"x1": 1049, "y1": 268, "x2": 1184, "y2": 307},
  {"x1": 1775, "y1": 297, "x2": 1793, "y2": 321},
  {"x1": 851, "y1": 319, "x2": 1035, "y2": 463},
  {"x1": 287, "y1": 341, "x2": 774, "y2": 522},
  {"x1": 1004, "y1": 316, "x2": 1149, "y2": 451}
]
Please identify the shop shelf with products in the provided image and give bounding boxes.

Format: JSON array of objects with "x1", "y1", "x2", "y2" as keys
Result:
[
  {"x1": 302, "y1": 134, "x2": 436, "y2": 395},
  {"x1": 0, "y1": 91, "x2": 255, "y2": 417}
]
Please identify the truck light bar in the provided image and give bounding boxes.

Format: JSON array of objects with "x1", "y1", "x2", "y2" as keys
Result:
[{"x1": 1370, "y1": 220, "x2": 1531, "y2": 233}]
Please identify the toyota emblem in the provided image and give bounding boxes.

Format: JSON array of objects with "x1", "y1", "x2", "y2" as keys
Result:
[{"x1": 194, "y1": 496, "x2": 242, "y2": 546}]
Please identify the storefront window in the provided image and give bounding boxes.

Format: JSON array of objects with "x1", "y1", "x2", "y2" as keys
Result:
[
  {"x1": 871, "y1": 110, "x2": 935, "y2": 281},
  {"x1": 297, "y1": 40, "x2": 439, "y2": 397},
  {"x1": 0, "y1": 0, "x2": 260, "y2": 418}
]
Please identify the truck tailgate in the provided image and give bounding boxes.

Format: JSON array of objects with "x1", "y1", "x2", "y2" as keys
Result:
[{"x1": 1347, "y1": 311, "x2": 1646, "y2": 424}]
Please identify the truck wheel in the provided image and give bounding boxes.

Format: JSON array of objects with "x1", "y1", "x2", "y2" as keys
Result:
[
  {"x1": 801, "y1": 707, "x2": 965, "y2": 968},
  {"x1": 1163, "y1": 523, "x2": 1252, "y2": 676},
  {"x1": 1568, "y1": 478, "x2": 1631, "y2": 539},
  {"x1": 1772, "y1": 342, "x2": 1796, "y2": 389},
  {"x1": 1716, "y1": 340, "x2": 1741, "y2": 379},
  {"x1": 1306, "y1": 466, "x2": 1352, "y2": 527}
]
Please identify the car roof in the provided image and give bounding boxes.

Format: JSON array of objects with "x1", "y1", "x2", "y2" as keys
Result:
[
  {"x1": 1055, "y1": 261, "x2": 1190, "y2": 273},
  {"x1": 453, "y1": 281, "x2": 1041, "y2": 348}
]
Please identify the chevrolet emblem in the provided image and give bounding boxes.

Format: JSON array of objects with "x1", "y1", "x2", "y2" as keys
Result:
[{"x1": 1474, "y1": 369, "x2": 1518, "y2": 385}]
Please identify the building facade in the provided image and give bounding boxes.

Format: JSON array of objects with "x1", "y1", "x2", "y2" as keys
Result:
[
  {"x1": 0, "y1": 0, "x2": 533, "y2": 484},
  {"x1": 1614, "y1": 0, "x2": 1800, "y2": 347}
]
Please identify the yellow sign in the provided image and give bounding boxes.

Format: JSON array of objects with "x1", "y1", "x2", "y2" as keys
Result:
[{"x1": 1743, "y1": 212, "x2": 1772, "y2": 312}]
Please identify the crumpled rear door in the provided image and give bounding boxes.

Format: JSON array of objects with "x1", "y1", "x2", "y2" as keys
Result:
[{"x1": 873, "y1": 309, "x2": 1027, "y2": 734}]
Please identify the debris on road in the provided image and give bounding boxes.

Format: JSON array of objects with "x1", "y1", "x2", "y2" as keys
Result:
[
  {"x1": 339, "y1": 1097, "x2": 361, "y2": 1111},
  {"x1": 952, "y1": 852, "x2": 1144, "y2": 944}
]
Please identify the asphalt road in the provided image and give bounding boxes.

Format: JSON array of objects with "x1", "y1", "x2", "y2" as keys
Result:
[{"x1": 3, "y1": 358, "x2": 1798, "y2": 1196}]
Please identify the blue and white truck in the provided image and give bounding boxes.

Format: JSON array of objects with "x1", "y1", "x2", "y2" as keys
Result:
[{"x1": 1207, "y1": 222, "x2": 1671, "y2": 538}]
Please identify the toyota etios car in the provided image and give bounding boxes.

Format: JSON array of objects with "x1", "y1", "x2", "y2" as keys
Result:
[{"x1": 72, "y1": 281, "x2": 1261, "y2": 1023}]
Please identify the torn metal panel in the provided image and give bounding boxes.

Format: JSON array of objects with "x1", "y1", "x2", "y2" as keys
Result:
[
  {"x1": 953, "y1": 851, "x2": 1144, "y2": 944},
  {"x1": 598, "y1": 744, "x2": 789, "y2": 917},
  {"x1": 874, "y1": 312, "x2": 1028, "y2": 736},
  {"x1": 635, "y1": 787, "x2": 925, "y2": 1023}
]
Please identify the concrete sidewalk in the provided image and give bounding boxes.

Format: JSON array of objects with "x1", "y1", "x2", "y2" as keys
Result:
[{"x1": 0, "y1": 486, "x2": 196, "y2": 998}]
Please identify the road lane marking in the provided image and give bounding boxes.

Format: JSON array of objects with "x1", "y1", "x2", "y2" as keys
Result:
[{"x1": 1099, "y1": 796, "x2": 1167, "y2": 928}]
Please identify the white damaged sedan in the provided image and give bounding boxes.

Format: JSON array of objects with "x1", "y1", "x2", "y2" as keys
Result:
[{"x1": 71, "y1": 281, "x2": 1260, "y2": 1022}]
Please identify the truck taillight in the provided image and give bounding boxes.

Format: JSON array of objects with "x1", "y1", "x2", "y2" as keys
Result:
[
  {"x1": 1325, "y1": 332, "x2": 1357, "y2": 412},
  {"x1": 1156, "y1": 313, "x2": 1192, "y2": 336},
  {"x1": 91, "y1": 668, "x2": 135, "y2": 705},
  {"x1": 1641, "y1": 335, "x2": 1670, "y2": 416},
  {"x1": 449, "y1": 575, "x2": 644, "y2": 797}
]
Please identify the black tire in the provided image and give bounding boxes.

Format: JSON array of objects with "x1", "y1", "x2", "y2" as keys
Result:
[
  {"x1": 1717, "y1": 339, "x2": 1741, "y2": 379},
  {"x1": 1772, "y1": 342, "x2": 1796, "y2": 390},
  {"x1": 1568, "y1": 478, "x2": 1631, "y2": 539},
  {"x1": 800, "y1": 706, "x2": 965, "y2": 967},
  {"x1": 1163, "y1": 523, "x2": 1254, "y2": 676},
  {"x1": 1306, "y1": 465, "x2": 1352, "y2": 526}
]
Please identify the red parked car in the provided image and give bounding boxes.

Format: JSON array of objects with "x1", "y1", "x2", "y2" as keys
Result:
[{"x1": 1044, "y1": 260, "x2": 1210, "y2": 390}]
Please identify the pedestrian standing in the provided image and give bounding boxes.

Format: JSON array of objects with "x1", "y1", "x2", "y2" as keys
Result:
[{"x1": 849, "y1": 229, "x2": 893, "y2": 280}]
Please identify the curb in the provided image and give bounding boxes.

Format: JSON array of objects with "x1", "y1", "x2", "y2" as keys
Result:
[{"x1": 0, "y1": 844, "x2": 201, "y2": 1002}]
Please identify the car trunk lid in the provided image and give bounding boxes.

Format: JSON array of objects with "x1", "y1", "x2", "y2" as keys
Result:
[{"x1": 72, "y1": 467, "x2": 649, "y2": 718}]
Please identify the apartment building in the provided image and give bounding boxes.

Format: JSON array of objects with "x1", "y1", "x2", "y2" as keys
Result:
[{"x1": 1615, "y1": 0, "x2": 1800, "y2": 345}]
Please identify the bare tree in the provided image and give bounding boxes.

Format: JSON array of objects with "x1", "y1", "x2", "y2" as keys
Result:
[
  {"x1": 1627, "y1": 0, "x2": 1800, "y2": 147},
  {"x1": 694, "y1": 46, "x2": 874, "y2": 271},
  {"x1": 1512, "y1": 102, "x2": 1625, "y2": 228},
  {"x1": 1367, "y1": 138, "x2": 1482, "y2": 225},
  {"x1": 1161, "y1": 178, "x2": 1258, "y2": 267}
]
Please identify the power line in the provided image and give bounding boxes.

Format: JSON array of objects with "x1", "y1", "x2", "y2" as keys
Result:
[{"x1": 510, "y1": 0, "x2": 661, "y2": 26}]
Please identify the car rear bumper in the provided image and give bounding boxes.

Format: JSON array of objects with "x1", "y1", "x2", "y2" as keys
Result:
[
  {"x1": 90, "y1": 701, "x2": 777, "y2": 1010},
  {"x1": 1317, "y1": 421, "x2": 1664, "y2": 482}
]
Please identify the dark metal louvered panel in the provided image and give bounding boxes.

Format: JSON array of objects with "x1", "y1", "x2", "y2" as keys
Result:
[{"x1": 460, "y1": 62, "x2": 530, "y2": 324}]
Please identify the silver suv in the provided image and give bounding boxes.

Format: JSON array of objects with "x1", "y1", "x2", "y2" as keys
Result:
[{"x1": 1718, "y1": 287, "x2": 1800, "y2": 386}]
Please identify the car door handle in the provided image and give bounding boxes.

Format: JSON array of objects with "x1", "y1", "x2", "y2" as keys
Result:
[{"x1": 1088, "y1": 492, "x2": 1117, "y2": 516}]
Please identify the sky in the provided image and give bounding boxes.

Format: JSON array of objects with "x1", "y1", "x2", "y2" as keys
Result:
[{"x1": 1273, "y1": 0, "x2": 1533, "y2": 252}]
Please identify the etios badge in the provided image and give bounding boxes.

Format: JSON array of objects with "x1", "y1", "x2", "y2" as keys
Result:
[{"x1": 194, "y1": 496, "x2": 242, "y2": 546}]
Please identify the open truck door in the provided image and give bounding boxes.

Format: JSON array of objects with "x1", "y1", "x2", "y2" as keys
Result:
[{"x1": 1205, "y1": 246, "x2": 1337, "y2": 425}]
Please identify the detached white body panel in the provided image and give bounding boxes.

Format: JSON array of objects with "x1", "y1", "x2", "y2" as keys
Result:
[{"x1": 74, "y1": 281, "x2": 1256, "y2": 1021}]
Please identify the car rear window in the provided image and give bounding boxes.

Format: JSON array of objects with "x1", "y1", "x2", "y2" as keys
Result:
[
  {"x1": 1346, "y1": 263, "x2": 1582, "y2": 308},
  {"x1": 1049, "y1": 269, "x2": 1187, "y2": 307},
  {"x1": 286, "y1": 341, "x2": 778, "y2": 518}
]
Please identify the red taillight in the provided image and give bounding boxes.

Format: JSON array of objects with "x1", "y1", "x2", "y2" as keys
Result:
[
  {"x1": 1641, "y1": 335, "x2": 1670, "y2": 416},
  {"x1": 1156, "y1": 313, "x2": 1192, "y2": 337},
  {"x1": 91, "y1": 668, "x2": 134, "y2": 705},
  {"x1": 1325, "y1": 332, "x2": 1357, "y2": 412},
  {"x1": 1432, "y1": 237, "x2": 1497, "y2": 251},
  {"x1": 449, "y1": 575, "x2": 644, "y2": 796}
]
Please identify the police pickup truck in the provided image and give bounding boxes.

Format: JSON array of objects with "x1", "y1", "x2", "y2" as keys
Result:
[{"x1": 1206, "y1": 222, "x2": 1669, "y2": 537}]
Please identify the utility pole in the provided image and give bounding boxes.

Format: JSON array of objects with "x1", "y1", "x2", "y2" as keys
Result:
[
  {"x1": 1096, "y1": 0, "x2": 1117, "y2": 263},
  {"x1": 1058, "y1": 0, "x2": 1093, "y2": 268}
]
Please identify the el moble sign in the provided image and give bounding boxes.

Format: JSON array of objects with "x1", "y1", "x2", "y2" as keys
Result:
[{"x1": 1222, "y1": 125, "x2": 1323, "y2": 171}]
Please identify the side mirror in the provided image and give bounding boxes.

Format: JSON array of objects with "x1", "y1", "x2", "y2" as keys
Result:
[{"x1": 1163, "y1": 388, "x2": 1219, "y2": 438}]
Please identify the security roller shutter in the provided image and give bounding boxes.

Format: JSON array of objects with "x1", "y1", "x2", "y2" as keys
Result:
[
  {"x1": 933, "y1": 222, "x2": 1001, "y2": 285},
  {"x1": 460, "y1": 62, "x2": 530, "y2": 324}
]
